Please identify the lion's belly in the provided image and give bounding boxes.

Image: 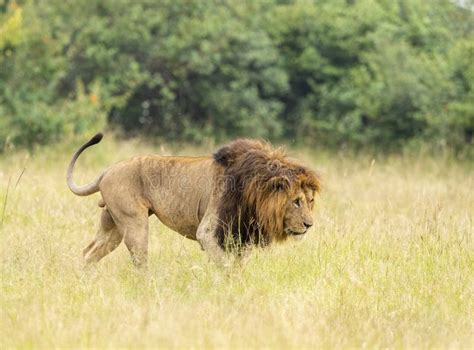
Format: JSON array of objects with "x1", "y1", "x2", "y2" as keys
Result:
[
  {"x1": 154, "y1": 208, "x2": 201, "y2": 240},
  {"x1": 141, "y1": 156, "x2": 215, "y2": 240},
  {"x1": 152, "y1": 192, "x2": 210, "y2": 239}
]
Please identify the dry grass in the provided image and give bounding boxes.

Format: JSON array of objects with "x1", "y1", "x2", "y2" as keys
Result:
[{"x1": 1, "y1": 137, "x2": 473, "y2": 349}]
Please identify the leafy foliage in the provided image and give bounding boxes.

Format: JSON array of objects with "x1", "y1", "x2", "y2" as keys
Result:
[{"x1": 0, "y1": 0, "x2": 472, "y2": 151}]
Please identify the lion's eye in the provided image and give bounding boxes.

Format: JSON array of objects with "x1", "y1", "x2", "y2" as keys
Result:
[{"x1": 293, "y1": 198, "x2": 301, "y2": 208}]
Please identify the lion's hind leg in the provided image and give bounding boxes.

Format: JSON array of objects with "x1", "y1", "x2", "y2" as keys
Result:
[
  {"x1": 119, "y1": 212, "x2": 149, "y2": 268},
  {"x1": 83, "y1": 209, "x2": 123, "y2": 264}
]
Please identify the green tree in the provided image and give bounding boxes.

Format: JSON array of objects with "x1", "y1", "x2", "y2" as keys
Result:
[{"x1": 0, "y1": 0, "x2": 472, "y2": 152}]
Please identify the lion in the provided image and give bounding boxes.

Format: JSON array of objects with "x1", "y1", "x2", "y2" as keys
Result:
[{"x1": 67, "y1": 134, "x2": 321, "y2": 267}]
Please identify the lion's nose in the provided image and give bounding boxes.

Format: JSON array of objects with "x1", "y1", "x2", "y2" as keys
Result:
[{"x1": 304, "y1": 221, "x2": 313, "y2": 229}]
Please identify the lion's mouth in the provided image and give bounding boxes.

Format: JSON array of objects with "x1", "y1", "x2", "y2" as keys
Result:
[{"x1": 287, "y1": 229, "x2": 307, "y2": 236}]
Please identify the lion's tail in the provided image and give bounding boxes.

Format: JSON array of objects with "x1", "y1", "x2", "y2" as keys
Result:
[{"x1": 66, "y1": 133, "x2": 106, "y2": 196}]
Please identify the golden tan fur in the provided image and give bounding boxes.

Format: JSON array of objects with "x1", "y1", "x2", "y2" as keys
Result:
[{"x1": 67, "y1": 134, "x2": 321, "y2": 267}]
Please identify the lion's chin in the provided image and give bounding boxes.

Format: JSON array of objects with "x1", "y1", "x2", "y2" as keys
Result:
[
  {"x1": 289, "y1": 233, "x2": 306, "y2": 241},
  {"x1": 286, "y1": 229, "x2": 307, "y2": 239}
]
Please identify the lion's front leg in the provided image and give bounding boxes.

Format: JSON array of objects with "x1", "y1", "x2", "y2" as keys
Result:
[
  {"x1": 196, "y1": 213, "x2": 230, "y2": 267},
  {"x1": 234, "y1": 245, "x2": 253, "y2": 268}
]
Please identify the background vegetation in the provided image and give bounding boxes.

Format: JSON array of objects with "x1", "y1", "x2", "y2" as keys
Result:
[{"x1": 1, "y1": 0, "x2": 473, "y2": 152}]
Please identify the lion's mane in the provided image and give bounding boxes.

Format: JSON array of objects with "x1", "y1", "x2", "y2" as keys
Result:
[{"x1": 213, "y1": 139, "x2": 321, "y2": 249}]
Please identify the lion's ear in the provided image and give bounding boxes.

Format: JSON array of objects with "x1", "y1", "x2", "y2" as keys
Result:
[
  {"x1": 214, "y1": 139, "x2": 267, "y2": 167},
  {"x1": 304, "y1": 172, "x2": 322, "y2": 193},
  {"x1": 268, "y1": 176, "x2": 290, "y2": 192},
  {"x1": 213, "y1": 145, "x2": 233, "y2": 166}
]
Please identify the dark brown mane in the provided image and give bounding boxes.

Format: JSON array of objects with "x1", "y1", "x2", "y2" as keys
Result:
[{"x1": 213, "y1": 139, "x2": 321, "y2": 250}]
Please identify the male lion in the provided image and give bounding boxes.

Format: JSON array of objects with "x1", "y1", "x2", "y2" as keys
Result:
[{"x1": 67, "y1": 134, "x2": 321, "y2": 267}]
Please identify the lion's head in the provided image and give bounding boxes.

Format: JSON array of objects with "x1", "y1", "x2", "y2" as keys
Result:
[{"x1": 213, "y1": 139, "x2": 321, "y2": 249}]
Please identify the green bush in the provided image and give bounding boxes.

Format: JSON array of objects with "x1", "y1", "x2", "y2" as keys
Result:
[
  {"x1": 0, "y1": 2, "x2": 105, "y2": 151},
  {"x1": 0, "y1": 0, "x2": 472, "y2": 152},
  {"x1": 265, "y1": 0, "x2": 473, "y2": 150}
]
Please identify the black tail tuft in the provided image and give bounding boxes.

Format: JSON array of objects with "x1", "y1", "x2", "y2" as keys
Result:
[{"x1": 87, "y1": 133, "x2": 103, "y2": 147}]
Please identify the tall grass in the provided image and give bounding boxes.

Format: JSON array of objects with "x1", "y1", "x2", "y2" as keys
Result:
[{"x1": 1, "y1": 137, "x2": 472, "y2": 348}]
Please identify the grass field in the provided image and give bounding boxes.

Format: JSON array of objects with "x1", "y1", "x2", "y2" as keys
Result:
[{"x1": 1, "y1": 137, "x2": 473, "y2": 348}]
